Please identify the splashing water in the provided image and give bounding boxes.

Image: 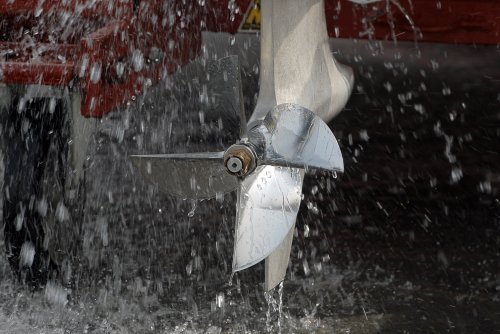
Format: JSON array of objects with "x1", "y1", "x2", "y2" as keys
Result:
[
  {"x1": 355, "y1": 0, "x2": 421, "y2": 55},
  {"x1": 264, "y1": 281, "x2": 284, "y2": 333},
  {"x1": 187, "y1": 200, "x2": 197, "y2": 218}
]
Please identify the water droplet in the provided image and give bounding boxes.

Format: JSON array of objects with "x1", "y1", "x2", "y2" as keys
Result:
[
  {"x1": 56, "y1": 201, "x2": 70, "y2": 222},
  {"x1": 116, "y1": 62, "x2": 125, "y2": 78},
  {"x1": 431, "y1": 59, "x2": 439, "y2": 70},
  {"x1": 359, "y1": 129, "x2": 370, "y2": 141},
  {"x1": 19, "y1": 242, "x2": 35, "y2": 267},
  {"x1": 253, "y1": 64, "x2": 259, "y2": 75},
  {"x1": 48, "y1": 98, "x2": 57, "y2": 114},
  {"x1": 37, "y1": 198, "x2": 48, "y2": 217},
  {"x1": 216, "y1": 292, "x2": 225, "y2": 308},
  {"x1": 90, "y1": 62, "x2": 102, "y2": 83},
  {"x1": 479, "y1": 181, "x2": 492, "y2": 193},
  {"x1": 304, "y1": 224, "x2": 310, "y2": 237},
  {"x1": 132, "y1": 49, "x2": 144, "y2": 72},
  {"x1": 34, "y1": 7, "x2": 43, "y2": 17},
  {"x1": 383, "y1": 81, "x2": 392, "y2": 92},
  {"x1": 44, "y1": 281, "x2": 68, "y2": 307},
  {"x1": 450, "y1": 167, "x2": 463, "y2": 184},
  {"x1": 187, "y1": 201, "x2": 197, "y2": 217},
  {"x1": 310, "y1": 185, "x2": 318, "y2": 195},
  {"x1": 414, "y1": 104, "x2": 425, "y2": 114},
  {"x1": 302, "y1": 259, "x2": 310, "y2": 276}
]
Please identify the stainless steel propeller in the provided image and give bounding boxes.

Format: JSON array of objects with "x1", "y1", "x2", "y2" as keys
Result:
[{"x1": 130, "y1": 56, "x2": 344, "y2": 290}]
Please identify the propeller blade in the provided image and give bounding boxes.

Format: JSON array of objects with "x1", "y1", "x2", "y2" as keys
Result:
[
  {"x1": 265, "y1": 172, "x2": 306, "y2": 292},
  {"x1": 260, "y1": 103, "x2": 344, "y2": 172},
  {"x1": 232, "y1": 165, "x2": 303, "y2": 272},
  {"x1": 206, "y1": 55, "x2": 247, "y2": 142},
  {"x1": 130, "y1": 152, "x2": 238, "y2": 199},
  {"x1": 230, "y1": 56, "x2": 248, "y2": 140}
]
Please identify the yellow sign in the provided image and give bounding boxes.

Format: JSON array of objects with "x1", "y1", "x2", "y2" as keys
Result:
[{"x1": 239, "y1": 0, "x2": 261, "y2": 32}]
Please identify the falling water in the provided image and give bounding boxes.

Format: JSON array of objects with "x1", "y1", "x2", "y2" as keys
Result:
[{"x1": 264, "y1": 281, "x2": 284, "y2": 333}]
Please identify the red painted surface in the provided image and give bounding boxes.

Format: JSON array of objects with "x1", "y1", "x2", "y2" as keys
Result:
[
  {"x1": 0, "y1": 0, "x2": 133, "y2": 17},
  {"x1": 0, "y1": 0, "x2": 203, "y2": 117},
  {"x1": 204, "y1": 0, "x2": 251, "y2": 34},
  {"x1": 0, "y1": 0, "x2": 499, "y2": 118},
  {"x1": 205, "y1": 0, "x2": 500, "y2": 45},
  {"x1": 325, "y1": 0, "x2": 500, "y2": 45}
]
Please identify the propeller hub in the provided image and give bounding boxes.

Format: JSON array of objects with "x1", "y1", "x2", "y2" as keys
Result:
[{"x1": 224, "y1": 144, "x2": 256, "y2": 177}]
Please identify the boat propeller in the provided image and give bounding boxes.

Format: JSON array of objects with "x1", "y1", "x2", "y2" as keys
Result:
[{"x1": 130, "y1": 57, "x2": 344, "y2": 290}]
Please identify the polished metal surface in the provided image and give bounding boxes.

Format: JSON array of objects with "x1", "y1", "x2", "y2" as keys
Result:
[
  {"x1": 232, "y1": 165, "x2": 303, "y2": 272},
  {"x1": 229, "y1": 103, "x2": 342, "y2": 290},
  {"x1": 223, "y1": 144, "x2": 257, "y2": 177},
  {"x1": 250, "y1": 103, "x2": 344, "y2": 172},
  {"x1": 226, "y1": 157, "x2": 243, "y2": 174},
  {"x1": 130, "y1": 152, "x2": 238, "y2": 200}
]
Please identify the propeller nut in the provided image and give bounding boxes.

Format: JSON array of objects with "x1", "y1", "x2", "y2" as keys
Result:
[
  {"x1": 224, "y1": 144, "x2": 256, "y2": 177},
  {"x1": 227, "y1": 157, "x2": 243, "y2": 174}
]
